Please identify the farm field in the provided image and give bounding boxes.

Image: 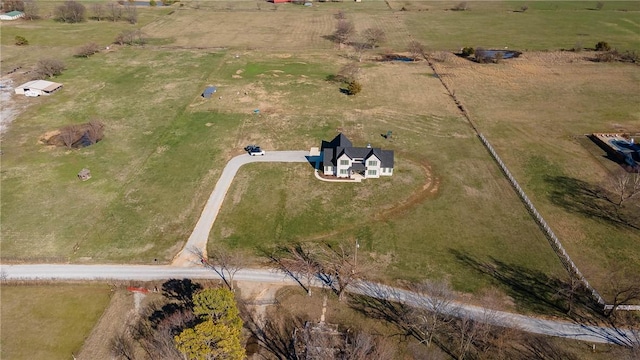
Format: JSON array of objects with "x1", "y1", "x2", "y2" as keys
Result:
[
  {"x1": 0, "y1": 284, "x2": 112, "y2": 360},
  {"x1": 0, "y1": 0, "x2": 638, "y2": 310}
]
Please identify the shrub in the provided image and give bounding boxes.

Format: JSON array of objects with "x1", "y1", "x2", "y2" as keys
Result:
[
  {"x1": 520, "y1": 5, "x2": 529, "y2": 12},
  {"x1": 75, "y1": 43, "x2": 100, "y2": 57},
  {"x1": 14, "y1": 35, "x2": 29, "y2": 46},
  {"x1": 596, "y1": 1, "x2": 604, "y2": 10},
  {"x1": 33, "y1": 59, "x2": 65, "y2": 79},
  {"x1": 594, "y1": 51, "x2": 616, "y2": 63},
  {"x1": 452, "y1": 1, "x2": 468, "y2": 11},
  {"x1": 149, "y1": 0, "x2": 157, "y2": 6},
  {"x1": 461, "y1": 47, "x2": 474, "y2": 57},
  {"x1": 345, "y1": 80, "x2": 362, "y2": 95},
  {"x1": 114, "y1": 30, "x2": 146, "y2": 46},
  {"x1": 595, "y1": 41, "x2": 611, "y2": 52}
]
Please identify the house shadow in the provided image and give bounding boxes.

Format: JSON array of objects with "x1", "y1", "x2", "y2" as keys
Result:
[
  {"x1": 449, "y1": 249, "x2": 604, "y2": 323},
  {"x1": 543, "y1": 175, "x2": 639, "y2": 230}
]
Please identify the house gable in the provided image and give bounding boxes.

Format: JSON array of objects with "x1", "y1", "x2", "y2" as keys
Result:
[{"x1": 320, "y1": 133, "x2": 394, "y2": 179}]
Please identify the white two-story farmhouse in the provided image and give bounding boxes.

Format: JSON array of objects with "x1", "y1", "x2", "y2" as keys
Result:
[{"x1": 321, "y1": 133, "x2": 394, "y2": 180}]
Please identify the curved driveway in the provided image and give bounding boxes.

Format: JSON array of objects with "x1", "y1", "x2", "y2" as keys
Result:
[
  {"x1": 172, "y1": 151, "x2": 310, "y2": 266},
  {"x1": 1, "y1": 263, "x2": 637, "y2": 346},
  {"x1": 2, "y1": 151, "x2": 637, "y2": 347}
]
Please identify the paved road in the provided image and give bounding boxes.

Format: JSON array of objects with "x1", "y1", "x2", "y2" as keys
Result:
[
  {"x1": 171, "y1": 151, "x2": 310, "y2": 266},
  {"x1": 1, "y1": 264, "x2": 637, "y2": 346}
]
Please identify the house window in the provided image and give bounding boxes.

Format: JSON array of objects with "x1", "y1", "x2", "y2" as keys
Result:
[
  {"x1": 340, "y1": 169, "x2": 348, "y2": 175},
  {"x1": 368, "y1": 160, "x2": 378, "y2": 166},
  {"x1": 325, "y1": 166, "x2": 332, "y2": 172},
  {"x1": 340, "y1": 160, "x2": 349, "y2": 166},
  {"x1": 381, "y1": 168, "x2": 386, "y2": 173},
  {"x1": 367, "y1": 170, "x2": 377, "y2": 176}
]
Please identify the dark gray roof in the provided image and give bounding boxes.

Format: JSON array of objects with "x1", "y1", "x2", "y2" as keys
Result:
[
  {"x1": 321, "y1": 133, "x2": 394, "y2": 168},
  {"x1": 350, "y1": 163, "x2": 366, "y2": 171}
]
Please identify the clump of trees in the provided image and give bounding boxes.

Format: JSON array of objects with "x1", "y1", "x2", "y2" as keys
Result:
[
  {"x1": 111, "y1": 281, "x2": 245, "y2": 360},
  {"x1": 75, "y1": 42, "x2": 100, "y2": 58},
  {"x1": 42, "y1": 120, "x2": 105, "y2": 149},
  {"x1": 114, "y1": 29, "x2": 146, "y2": 46},
  {"x1": 33, "y1": 59, "x2": 65, "y2": 79},
  {"x1": 55, "y1": 0, "x2": 87, "y2": 23}
]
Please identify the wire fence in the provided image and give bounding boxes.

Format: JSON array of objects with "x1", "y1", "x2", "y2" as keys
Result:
[
  {"x1": 477, "y1": 134, "x2": 606, "y2": 306},
  {"x1": 425, "y1": 56, "x2": 640, "y2": 311}
]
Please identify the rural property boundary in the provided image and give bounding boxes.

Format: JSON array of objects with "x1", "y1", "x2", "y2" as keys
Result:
[{"x1": 424, "y1": 55, "x2": 640, "y2": 312}]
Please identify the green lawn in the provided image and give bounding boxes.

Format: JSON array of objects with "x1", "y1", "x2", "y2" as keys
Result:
[
  {"x1": 1, "y1": 1, "x2": 638, "y2": 310},
  {"x1": 0, "y1": 284, "x2": 112, "y2": 360}
]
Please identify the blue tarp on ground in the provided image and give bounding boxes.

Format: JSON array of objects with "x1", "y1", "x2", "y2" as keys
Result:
[{"x1": 202, "y1": 86, "x2": 217, "y2": 98}]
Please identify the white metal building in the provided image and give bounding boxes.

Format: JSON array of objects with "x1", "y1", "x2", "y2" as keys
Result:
[{"x1": 15, "y1": 80, "x2": 63, "y2": 96}]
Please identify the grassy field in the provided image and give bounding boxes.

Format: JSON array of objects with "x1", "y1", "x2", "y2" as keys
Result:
[
  {"x1": 0, "y1": 284, "x2": 112, "y2": 360},
  {"x1": 1, "y1": 1, "x2": 638, "y2": 309},
  {"x1": 430, "y1": 51, "x2": 640, "y2": 297}
]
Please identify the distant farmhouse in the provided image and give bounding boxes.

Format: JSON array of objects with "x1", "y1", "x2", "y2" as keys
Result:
[
  {"x1": 321, "y1": 133, "x2": 394, "y2": 180},
  {"x1": 15, "y1": 80, "x2": 63, "y2": 96},
  {"x1": 0, "y1": 11, "x2": 24, "y2": 20}
]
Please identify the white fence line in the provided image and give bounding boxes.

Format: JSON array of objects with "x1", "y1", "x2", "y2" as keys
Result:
[
  {"x1": 477, "y1": 133, "x2": 607, "y2": 306},
  {"x1": 424, "y1": 58, "x2": 638, "y2": 311}
]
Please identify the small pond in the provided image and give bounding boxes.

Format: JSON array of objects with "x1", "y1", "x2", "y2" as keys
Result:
[
  {"x1": 130, "y1": 1, "x2": 165, "y2": 6},
  {"x1": 479, "y1": 49, "x2": 522, "y2": 59}
]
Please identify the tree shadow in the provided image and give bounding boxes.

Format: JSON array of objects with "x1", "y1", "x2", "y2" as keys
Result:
[
  {"x1": 347, "y1": 292, "x2": 458, "y2": 359},
  {"x1": 450, "y1": 250, "x2": 603, "y2": 323},
  {"x1": 162, "y1": 278, "x2": 202, "y2": 307},
  {"x1": 544, "y1": 175, "x2": 639, "y2": 230},
  {"x1": 240, "y1": 301, "x2": 303, "y2": 360}
]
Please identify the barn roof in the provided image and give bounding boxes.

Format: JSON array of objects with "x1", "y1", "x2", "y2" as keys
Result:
[
  {"x1": 3, "y1": 11, "x2": 24, "y2": 17},
  {"x1": 17, "y1": 80, "x2": 63, "y2": 92}
]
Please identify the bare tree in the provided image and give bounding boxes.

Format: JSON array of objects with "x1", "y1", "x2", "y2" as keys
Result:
[
  {"x1": 55, "y1": 0, "x2": 87, "y2": 23},
  {"x1": 337, "y1": 62, "x2": 360, "y2": 82},
  {"x1": 23, "y1": 0, "x2": 38, "y2": 20},
  {"x1": 408, "y1": 280, "x2": 458, "y2": 347},
  {"x1": 86, "y1": 120, "x2": 105, "y2": 144},
  {"x1": 344, "y1": 331, "x2": 395, "y2": 360},
  {"x1": 114, "y1": 29, "x2": 146, "y2": 46},
  {"x1": 58, "y1": 125, "x2": 79, "y2": 148},
  {"x1": 318, "y1": 241, "x2": 372, "y2": 302},
  {"x1": 610, "y1": 171, "x2": 640, "y2": 207},
  {"x1": 75, "y1": 43, "x2": 101, "y2": 58},
  {"x1": 91, "y1": 3, "x2": 105, "y2": 21},
  {"x1": 33, "y1": 58, "x2": 65, "y2": 79},
  {"x1": 407, "y1": 40, "x2": 425, "y2": 61},
  {"x1": 362, "y1": 28, "x2": 386, "y2": 49},
  {"x1": 2, "y1": 0, "x2": 24, "y2": 11},
  {"x1": 124, "y1": 2, "x2": 137, "y2": 24},
  {"x1": 110, "y1": 330, "x2": 135, "y2": 360},
  {"x1": 333, "y1": 19, "x2": 355, "y2": 47},
  {"x1": 279, "y1": 244, "x2": 320, "y2": 296},
  {"x1": 193, "y1": 247, "x2": 245, "y2": 291},
  {"x1": 107, "y1": 2, "x2": 122, "y2": 22}
]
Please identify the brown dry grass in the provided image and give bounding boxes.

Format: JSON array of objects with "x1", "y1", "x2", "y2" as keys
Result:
[{"x1": 432, "y1": 51, "x2": 640, "y2": 294}]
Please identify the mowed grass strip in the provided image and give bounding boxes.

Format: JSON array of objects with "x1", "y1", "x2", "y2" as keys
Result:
[
  {"x1": 402, "y1": 1, "x2": 640, "y2": 51},
  {"x1": 0, "y1": 284, "x2": 112, "y2": 360}
]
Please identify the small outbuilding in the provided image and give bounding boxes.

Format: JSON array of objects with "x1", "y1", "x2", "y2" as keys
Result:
[
  {"x1": 0, "y1": 11, "x2": 24, "y2": 20},
  {"x1": 202, "y1": 86, "x2": 217, "y2": 98},
  {"x1": 15, "y1": 80, "x2": 63, "y2": 96},
  {"x1": 78, "y1": 168, "x2": 92, "y2": 181}
]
